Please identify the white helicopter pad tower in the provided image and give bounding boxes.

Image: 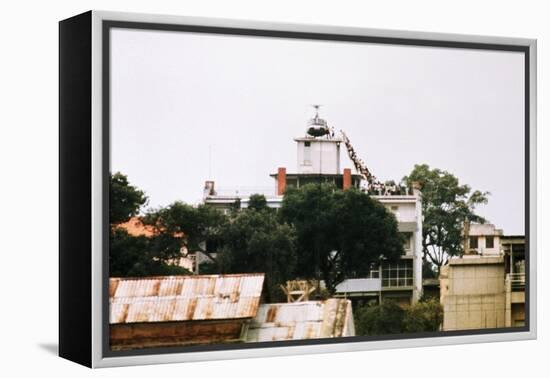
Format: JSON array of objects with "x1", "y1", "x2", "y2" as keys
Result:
[{"x1": 295, "y1": 105, "x2": 342, "y2": 175}]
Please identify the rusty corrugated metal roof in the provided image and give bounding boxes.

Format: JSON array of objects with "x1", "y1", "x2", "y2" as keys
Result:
[
  {"x1": 246, "y1": 298, "x2": 355, "y2": 342},
  {"x1": 109, "y1": 273, "x2": 264, "y2": 324}
]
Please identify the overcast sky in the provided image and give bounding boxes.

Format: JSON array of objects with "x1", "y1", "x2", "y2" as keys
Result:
[{"x1": 110, "y1": 28, "x2": 525, "y2": 235}]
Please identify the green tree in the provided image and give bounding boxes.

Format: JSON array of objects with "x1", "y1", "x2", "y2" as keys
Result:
[
  {"x1": 403, "y1": 164, "x2": 489, "y2": 274},
  {"x1": 355, "y1": 301, "x2": 405, "y2": 335},
  {"x1": 403, "y1": 298, "x2": 443, "y2": 333},
  {"x1": 110, "y1": 172, "x2": 148, "y2": 225},
  {"x1": 110, "y1": 228, "x2": 190, "y2": 277},
  {"x1": 142, "y1": 201, "x2": 228, "y2": 267},
  {"x1": 247, "y1": 193, "x2": 269, "y2": 211},
  {"x1": 280, "y1": 183, "x2": 403, "y2": 294},
  {"x1": 109, "y1": 173, "x2": 190, "y2": 277},
  {"x1": 218, "y1": 201, "x2": 297, "y2": 302}
]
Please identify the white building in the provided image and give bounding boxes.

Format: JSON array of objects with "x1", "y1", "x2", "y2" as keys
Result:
[
  {"x1": 465, "y1": 223, "x2": 503, "y2": 256},
  {"x1": 204, "y1": 109, "x2": 424, "y2": 305}
]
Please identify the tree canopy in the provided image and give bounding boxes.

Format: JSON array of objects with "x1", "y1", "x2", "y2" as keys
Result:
[
  {"x1": 218, "y1": 199, "x2": 297, "y2": 302},
  {"x1": 355, "y1": 300, "x2": 405, "y2": 335},
  {"x1": 141, "y1": 201, "x2": 228, "y2": 266},
  {"x1": 247, "y1": 193, "x2": 269, "y2": 211},
  {"x1": 110, "y1": 172, "x2": 148, "y2": 225},
  {"x1": 403, "y1": 164, "x2": 489, "y2": 273},
  {"x1": 109, "y1": 173, "x2": 189, "y2": 277},
  {"x1": 354, "y1": 298, "x2": 443, "y2": 335},
  {"x1": 280, "y1": 183, "x2": 403, "y2": 294},
  {"x1": 402, "y1": 298, "x2": 443, "y2": 333}
]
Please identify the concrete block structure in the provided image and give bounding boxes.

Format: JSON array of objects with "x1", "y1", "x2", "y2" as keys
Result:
[
  {"x1": 465, "y1": 223, "x2": 503, "y2": 256},
  {"x1": 440, "y1": 257, "x2": 506, "y2": 330},
  {"x1": 440, "y1": 234, "x2": 526, "y2": 331}
]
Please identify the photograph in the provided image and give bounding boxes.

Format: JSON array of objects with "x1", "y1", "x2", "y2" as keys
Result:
[{"x1": 106, "y1": 25, "x2": 527, "y2": 352}]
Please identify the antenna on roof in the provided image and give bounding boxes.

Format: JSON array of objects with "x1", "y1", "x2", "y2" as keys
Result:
[
  {"x1": 312, "y1": 104, "x2": 322, "y2": 117},
  {"x1": 208, "y1": 145, "x2": 212, "y2": 179}
]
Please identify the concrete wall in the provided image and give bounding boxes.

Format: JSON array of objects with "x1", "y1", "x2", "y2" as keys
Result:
[
  {"x1": 468, "y1": 223, "x2": 503, "y2": 256},
  {"x1": 382, "y1": 201, "x2": 417, "y2": 223},
  {"x1": 441, "y1": 257, "x2": 507, "y2": 331},
  {"x1": 470, "y1": 235, "x2": 502, "y2": 256},
  {"x1": 296, "y1": 139, "x2": 341, "y2": 175}
]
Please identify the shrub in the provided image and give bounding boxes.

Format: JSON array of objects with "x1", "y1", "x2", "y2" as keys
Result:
[
  {"x1": 355, "y1": 300, "x2": 405, "y2": 335},
  {"x1": 354, "y1": 298, "x2": 443, "y2": 336},
  {"x1": 403, "y1": 298, "x2": 443, "y2": 333}
]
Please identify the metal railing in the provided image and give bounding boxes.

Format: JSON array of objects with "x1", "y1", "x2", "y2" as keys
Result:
[
  {"x1": 210, "y1": 186, "x2": 276, "y2": 197},
  {"x1": 509, "y1": 273, "x2": 525, "y2": 290}
]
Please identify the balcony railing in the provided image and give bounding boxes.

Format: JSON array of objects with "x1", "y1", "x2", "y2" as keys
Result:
[
  {"x1": 208, "y1": 186, "x2": 276, "y2": 197},
  {"x1": 509, "y1": 273, "x2": 525, "y2": 290}
]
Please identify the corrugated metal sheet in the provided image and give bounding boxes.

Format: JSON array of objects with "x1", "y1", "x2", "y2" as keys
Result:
[
  {"x1": 110, "y1": 273, "x2": 264, "y2": 324},
  {"x1": 246, "y1": 299, "x2": 355, "y2": 342}
]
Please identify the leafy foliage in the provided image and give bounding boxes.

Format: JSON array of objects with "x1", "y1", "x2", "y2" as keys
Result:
[
  {"x1": 422, "y1": 260, "x2": 438, "y2": 279},
  {"x1": 355, "y1": 301, "x2": 405, "y2": 335},
  {"x1": 110, "y1": 172, "x2": 148, "y2": 225},
  {"x1": 247, "y1": 193, "x2": 269, "y2": 211},
  {"x1": 110, "y1": 228, "x2": 190, "y2": 277},
  {"x1": 141, "y1": 201, "x2": 228, "y2": 266},
  {"x1": 354, "y1": 298, "x2": 443, "y2": 335},
  {"x1": 280, "y1": 183, "x2": 403, "y2": 294},
  {"x1": 109, "y1": 173, "x2": 190, "y2": 277},
  {"x1": 403, "y1": 164, "x2": 489, "y2": 273},
  {"x1": 403, "y1": 298, "x2": 443, "y2": 333},
  {"x1": 218, "y1": 199, "x2": 297, "y2": 302}
]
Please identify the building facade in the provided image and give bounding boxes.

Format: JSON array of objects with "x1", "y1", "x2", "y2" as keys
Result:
[
  {"x1": 440, "y1": 226, "x2": 526, "y2": 330},
  {"x1": 440, "y1": 256, "x2": 507, "y2": 330},
  {"x1": 465, "y1": 223, "x2": 503, "y2": 256}
]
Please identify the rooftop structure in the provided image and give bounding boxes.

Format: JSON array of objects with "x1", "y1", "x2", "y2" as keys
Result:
[{"x1": 464, "y1": 223, "x2": 503, "y2": 256}]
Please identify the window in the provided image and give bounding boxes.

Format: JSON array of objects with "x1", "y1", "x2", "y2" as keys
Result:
[
  {"x1": 381, "y1": 261, "x2": 413, "y2": 287},
  {"x1": 368, "y1": 263, "x2": 380, "y2": 279},
  {"x1": 402, "y1": 233, "x2": 412, "y2": 253},
  {"x1": 303, "y1": 141, "x2": 311, "y2": 165},
  {"x1": 469, "y1": 236, "x2": 478, "y2": 249},
  {"x1": 486, "y1": 235, "x2": 494, "y2": 249}
]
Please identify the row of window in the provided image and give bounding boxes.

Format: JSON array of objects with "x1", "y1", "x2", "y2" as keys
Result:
[
  {"x1": 367, "y1": 261, "x2": 414, "y2": 288},
  {"x1": 469, "y1": 235, "x2": 494, "y2": 249}
]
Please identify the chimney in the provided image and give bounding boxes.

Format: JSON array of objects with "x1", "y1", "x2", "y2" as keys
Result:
[
  {"x1": 343, "y1": 168, "x2": 352, "y2": 190},
  {"x1": 277, "y1": 167, "x2": 287, "y2": 195}
]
